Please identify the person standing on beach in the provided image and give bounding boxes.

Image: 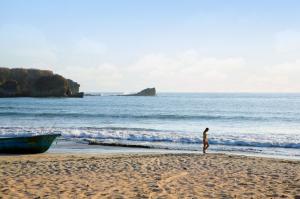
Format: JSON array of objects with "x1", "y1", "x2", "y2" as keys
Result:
[{"x1": 202, "y1": 128, "x2": 209, "y2": 154}]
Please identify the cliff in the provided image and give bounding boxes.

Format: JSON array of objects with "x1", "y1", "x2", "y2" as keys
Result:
[
  {"x1": 0, "y1": 68, "x2": 83, "y2": 97},
  {"x1": 123, "y1": 88, "x2": 156, "y2": 96}
]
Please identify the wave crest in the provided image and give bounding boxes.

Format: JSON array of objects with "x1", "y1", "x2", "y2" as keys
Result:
[
  {"x1": 0, "y1": 126, "x2": 300, "y2": 149},
  {"x1": 0, "y1": 112, "x2": 298, "y2": 122}
]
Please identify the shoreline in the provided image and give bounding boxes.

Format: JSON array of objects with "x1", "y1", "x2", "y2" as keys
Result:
[
  {"x1": 47, "y1": 139, "x2": 300, "y2": 161},
  {"x1": 1, "y1": 151, "x2": 300, "y2": 162},
  {"x1": 1, "y1": 153, "x2": 299, "y2": 198}
]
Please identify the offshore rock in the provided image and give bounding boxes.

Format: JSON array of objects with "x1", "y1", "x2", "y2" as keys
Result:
[{"x1": 123, "y1": 88, "x2": 156, "y2": 96}]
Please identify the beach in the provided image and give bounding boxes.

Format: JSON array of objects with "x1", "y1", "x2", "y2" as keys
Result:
[
  {"x1": 1, "y1": 153, "x2": 299, "y2": 198},
  {"x1": 2, "y1": 0, "x2": 300, "y2": 198}
]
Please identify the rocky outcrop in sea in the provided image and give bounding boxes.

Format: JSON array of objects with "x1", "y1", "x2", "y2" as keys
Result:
[{"x1": 123, "y1": 88, "x2": 156, "y2": 96}]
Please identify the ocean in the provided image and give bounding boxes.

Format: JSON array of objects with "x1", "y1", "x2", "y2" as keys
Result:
[{"x1": 1, "y1": 93, "x2": 300, "y2": 158}]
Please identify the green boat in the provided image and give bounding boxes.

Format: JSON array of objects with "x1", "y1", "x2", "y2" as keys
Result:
[{"x1": 0, "y1": 134, "x2": 61, "y2": 154}]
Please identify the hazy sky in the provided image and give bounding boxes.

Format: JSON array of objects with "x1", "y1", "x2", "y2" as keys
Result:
[{"x1": 1, "y1": 0, "x2": 300, "y2": 92}]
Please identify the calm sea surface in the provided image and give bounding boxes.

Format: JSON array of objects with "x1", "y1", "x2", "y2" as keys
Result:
[{"x1": 1, "y1": 93, "x2": 300, "y2": 158}]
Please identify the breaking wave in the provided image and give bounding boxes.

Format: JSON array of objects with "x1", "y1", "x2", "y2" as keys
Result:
[{"x1": 1, "y1": 126, "x2": 299, "y2": 149}]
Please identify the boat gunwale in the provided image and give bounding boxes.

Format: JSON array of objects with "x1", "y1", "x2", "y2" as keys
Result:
[{"x1": 0, "y1": 134, "x2": 61, "y2": 141}]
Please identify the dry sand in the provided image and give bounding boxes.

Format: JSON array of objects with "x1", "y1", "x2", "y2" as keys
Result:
[{"x1": 0, "y1": 153, "x2": 300, "y2": 198}]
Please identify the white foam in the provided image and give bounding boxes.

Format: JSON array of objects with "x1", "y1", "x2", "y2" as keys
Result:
[{"x1": 1, "y1": 126, "x2": 300, "y2": 149}]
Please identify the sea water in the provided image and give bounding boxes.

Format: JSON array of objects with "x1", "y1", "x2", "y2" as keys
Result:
[{"x1": 0, "y1": 93, "x2": 300, "y2": 158}]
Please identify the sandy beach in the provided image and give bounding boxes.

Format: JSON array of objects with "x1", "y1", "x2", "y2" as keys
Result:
[{"x1": 0, "y1": 153, "x2": 299, "y2": 198}]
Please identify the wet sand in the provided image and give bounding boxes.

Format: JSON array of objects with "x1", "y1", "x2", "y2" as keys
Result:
[{"x1": 0, "y1": 153, "x2": 299, "y2": 198}]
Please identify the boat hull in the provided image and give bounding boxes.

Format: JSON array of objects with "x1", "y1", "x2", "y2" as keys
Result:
[{"x1": 0, "y1": 134, "x2": 60, "y2": 154}]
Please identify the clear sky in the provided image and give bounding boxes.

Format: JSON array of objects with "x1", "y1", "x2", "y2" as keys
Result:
[{"x1": 1, "y1": 0, "x2": 300, "y2": 92}]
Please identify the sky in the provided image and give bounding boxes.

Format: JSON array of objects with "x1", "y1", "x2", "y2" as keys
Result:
[{"x1": 1, "y1": 0, "x2": 300, "y2": 92}]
